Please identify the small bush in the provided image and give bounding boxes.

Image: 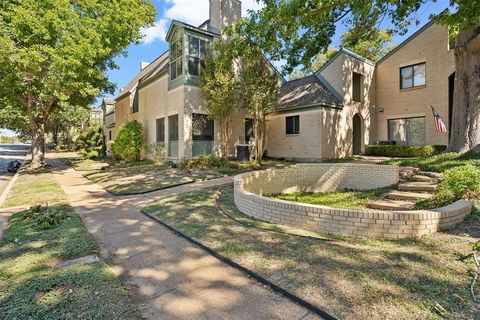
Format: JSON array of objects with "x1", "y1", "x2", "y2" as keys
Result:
[
  {"x1": 416, "y1": 164, "x2": 480, "y2": 209},
  {"x1": 114, "y1": 120, "x2": 145, "y2": 162},
  {"x1": 366, "y1": 145, "x2": 446, "y2": 157},
  {"x1": 25, "y1": 206, "x2": 70, "y2": 230},
  {"x1": 75, "y1": 125, "x2": 105, "y2": 159}
]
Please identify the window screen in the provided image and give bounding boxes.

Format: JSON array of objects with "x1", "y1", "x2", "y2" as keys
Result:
[
  {"x1": 388, "y1": 117, "x2": 426, "y2": 145},
  {"x1": 192, "y1": 114, "x2": 214, "y2": 140},
  {"x1": 156, "y1": 118, "x2": 165, "y2": 143}
]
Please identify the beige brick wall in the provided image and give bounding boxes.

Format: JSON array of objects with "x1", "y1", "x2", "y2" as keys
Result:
[
  {"x1": 266, "y1": 110, "x2": 323, "y2": 161},
  {"x1": 234, "y1": 165, "x2": 471, "y2": 239},
  {"x1": 241, "y1": 163, "x2": 399, "y2": 195},
  {"x1": 375, "y1": 23, "x2": 455, "y2": 145}
]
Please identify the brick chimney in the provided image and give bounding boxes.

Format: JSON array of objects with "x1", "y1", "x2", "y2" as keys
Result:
[{"x1": 209, "y1": 0, "x2": 241, "y2": 33}]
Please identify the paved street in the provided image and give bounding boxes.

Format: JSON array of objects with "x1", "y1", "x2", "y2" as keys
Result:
[{"x1": 0, "y1": 144, "x2": 28, "y2": 197}]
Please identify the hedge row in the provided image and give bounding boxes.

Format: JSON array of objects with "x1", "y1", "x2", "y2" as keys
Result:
[{"x1": 365, "y1": 145, "x2": 446, "y2": 158}]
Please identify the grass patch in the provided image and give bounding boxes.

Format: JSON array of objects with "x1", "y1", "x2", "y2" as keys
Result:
[
  {"x1": 63, "y1": 157, "x2": 112, "y2": 172},
  {"x1": 0, "y1": 205, "x2": 140, "y2": 319},
  {"x1": 83, "y1": 161, "x2": 223, "y2": 195},
  {"x1": 67, "y1": 155, "x2": 292, "y2": 195},
  {"x1": 270, "y1": 186, "x2": 394, "y2": 209},
  {"x1": 382, "y1": 152, "x2": 480, "y2": 173},
  {"x1": 144, "y1": 184, "x2": 480, "y2": 320},
  {"x1": 2, "y1": 167, "x2": 66, "y2": 208}
]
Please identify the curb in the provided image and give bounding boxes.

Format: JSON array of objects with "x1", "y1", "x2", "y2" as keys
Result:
[{"x1": 141, "y1": 209, "x2": 338, "y2": 320}]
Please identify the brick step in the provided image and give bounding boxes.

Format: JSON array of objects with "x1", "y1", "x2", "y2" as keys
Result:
[
  {"x1": 386, "y1": 190, "x2": 434, "y2": 201},
  {"x1": 368, "y1": 199, "x2": 416, "y2": 211},
  {"x1": 418, "y1": 171, "x2": 443, "y2": 179},
  {"x1": 410, "y1": 175, "x2": 436, "y2": 183},
  {"x1": 398, "y1": 182, "x2": 437, "y2": 192},
  {"x1": 399, "y1": 166, "x2": 420, "y2": 179}
]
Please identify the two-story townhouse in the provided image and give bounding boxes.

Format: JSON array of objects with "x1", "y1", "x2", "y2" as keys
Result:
[
  {"x1": 112, "y1": 0, "x2": 262, "y2": 160},
  {"x1": 107, "y1": 3, "x2": 455, "y2": 162}
]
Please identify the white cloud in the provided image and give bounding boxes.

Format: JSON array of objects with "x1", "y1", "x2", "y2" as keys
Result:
[
  {"x1": 141, "y1": 19, "x2": 168, "y2": 44},
  {"x1": 141, "y1": 0, "x2": 264, "y2": 44}
]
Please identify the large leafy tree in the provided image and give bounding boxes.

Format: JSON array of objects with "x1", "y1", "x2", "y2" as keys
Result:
[
  {"x1": 247, "y1": 0, "x2": 480, "y2": 153},
  {"x1": 290, "y1": 28, "x2": 393, "y2": 79},
  {"x1": 0, "y1": 0, "x2": 156, "y2": 166},
  {"x1": 200, "y1": 42, "x2": 239, "y2": 158}
]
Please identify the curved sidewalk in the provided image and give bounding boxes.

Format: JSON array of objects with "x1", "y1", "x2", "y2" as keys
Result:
[{"x1": 48, "y1": 156, "x2": 320, "y2": 320}]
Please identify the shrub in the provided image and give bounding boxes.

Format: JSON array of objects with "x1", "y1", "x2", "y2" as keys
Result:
[
  {"x1": 114, "y1": 120, "x2": 145, "y2": 162},
  {"x1": 417, "y1": 164, "x2": 480, "y2": 209},
  {"x1": 75, "y1": 125, "x2": 105, "y2": 159},
  {"x1": 25, "y1": 206, "x2": 70, "y2": 230},
  {"x1": 365, "y1": 145, "x2": 446, "y2": 157}
]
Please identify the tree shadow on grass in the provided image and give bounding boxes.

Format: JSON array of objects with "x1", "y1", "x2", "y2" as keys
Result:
[{"x1": 144, "y1": 185, "x2": 479, "y2": 320}]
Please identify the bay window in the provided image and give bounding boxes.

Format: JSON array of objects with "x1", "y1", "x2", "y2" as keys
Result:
[{"x1": 188, "y1": 36, "x2": 208, "y2": 77}]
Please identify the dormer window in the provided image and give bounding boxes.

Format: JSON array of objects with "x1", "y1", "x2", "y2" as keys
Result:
[
  {"x1": 170, "y1": 31, "x2": 183, "y2": 81},
  {"x1": 188, "y1": 36, "x2": 208, "y2": 77}
]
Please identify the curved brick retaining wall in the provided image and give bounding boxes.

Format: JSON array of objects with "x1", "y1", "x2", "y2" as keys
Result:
[{"x1": 234, "y1": 164, "x2": 472, "y2": 239}]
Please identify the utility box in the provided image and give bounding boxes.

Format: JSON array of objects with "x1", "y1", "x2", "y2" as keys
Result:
[{"x1": 236, "y1": 144, "x2": 250, "y2": 162}]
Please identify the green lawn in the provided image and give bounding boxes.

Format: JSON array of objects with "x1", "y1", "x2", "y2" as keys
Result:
[
  {"x1": 144, "y1": 184, "x2": 480, "y2": 320},
  {"x1": 271, "y1": 186, "x2": 394, "y2": 208},
  {"x1": 382, "y1": 152, "x2": 480, "y2": 173},
  {"x1": 0, "y1": 169, "x2": 140, "y2": 319},
  {"x1": 63, "y1": 157, "x2": 112, "y2": 172},
  {"x1": 2, "y1": 167, "x2": 67, "y2": 208}
]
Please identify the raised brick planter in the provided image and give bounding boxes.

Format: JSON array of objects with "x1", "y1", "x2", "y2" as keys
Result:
[{"x1": 234, "y1": 164, "x2": 471, "y2": 239}]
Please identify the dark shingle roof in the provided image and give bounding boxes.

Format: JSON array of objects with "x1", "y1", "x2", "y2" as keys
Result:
[
  {"x1": 272, "y1": 75, "x2": 342, "y2": 112},
  {"x1": 116, "y1": 51, "x2": 169, "y2": 100}
]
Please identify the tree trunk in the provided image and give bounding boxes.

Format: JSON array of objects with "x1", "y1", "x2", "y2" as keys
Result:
[
  {"x1": 254, "y1": 113, "x2": 266, "y2": 163},
  {"x1": 219, "y1": 117, "x2": 232, "y2": 159},
  {"x1": 447, "y1": 29, "x2": 480, "y2": 153},
  {"x1": 31, "y1": 121, "x2": 46, "y2": 167}
]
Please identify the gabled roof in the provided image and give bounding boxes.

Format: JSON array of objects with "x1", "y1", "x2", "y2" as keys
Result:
[
  {"x1": 166, "y1": 19, "x2": 219, "y2": 42},
  {"x1": 316, "y1": 48, "x2": 375, "y2": 74},
  {"x1": 272, "y1": 74, "x2": 342, "y2": 112},
  {"x1": 116, "y1": 50, "x2": 169, "y2": 101}
]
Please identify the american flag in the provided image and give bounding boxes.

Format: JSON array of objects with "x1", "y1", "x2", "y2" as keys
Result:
[{"x1": 431, "y1": 106, "x2": 448, "y2": 133}]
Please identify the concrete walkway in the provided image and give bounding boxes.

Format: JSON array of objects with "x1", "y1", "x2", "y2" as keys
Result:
[{"x1": 48, "y1": 156, "x2": 320, "y2": 320}]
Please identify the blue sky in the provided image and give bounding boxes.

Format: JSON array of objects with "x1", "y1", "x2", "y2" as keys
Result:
[{"x1": 105, "y1": 0, "x2": 450, "y2": 103}]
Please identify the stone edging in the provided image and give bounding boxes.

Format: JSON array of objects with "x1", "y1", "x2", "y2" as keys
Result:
[
  {"x1": 234, "y1": 164, "x2": 472, "y2": 239},
  {"x1": 141, "y1": 209, "x2": 338, "y2": 320}
]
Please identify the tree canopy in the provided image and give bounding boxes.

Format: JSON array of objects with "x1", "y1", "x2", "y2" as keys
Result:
[
  {"x1": 0, "y1": 0, "x2": 156, "y2": 165},
  {"x1": 246, "y1": 1, "x2": 478, "y2": 73}
]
